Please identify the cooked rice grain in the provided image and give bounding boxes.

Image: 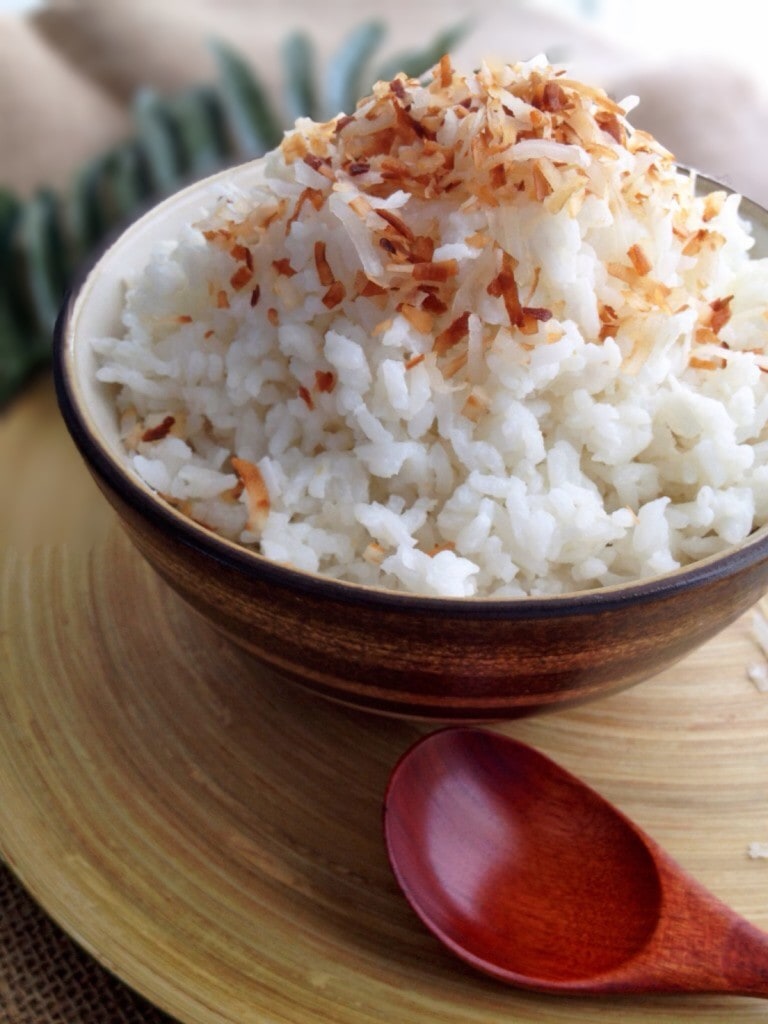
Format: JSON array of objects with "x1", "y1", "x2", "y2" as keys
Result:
[{"x1": 95, "y1": 56, "x2": 768, "y2": 597}]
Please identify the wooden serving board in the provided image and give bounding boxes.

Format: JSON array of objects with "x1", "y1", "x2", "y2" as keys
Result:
[{"x1": 4, "y1": 376, "x2": 768, "y2": 1023}]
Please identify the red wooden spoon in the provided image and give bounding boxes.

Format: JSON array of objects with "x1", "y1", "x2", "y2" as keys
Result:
[{"x1": 384, "y1": 727, "x2": 768, "y2": 997}]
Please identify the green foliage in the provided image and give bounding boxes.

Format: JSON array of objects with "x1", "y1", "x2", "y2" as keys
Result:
[{"x1": 0, "y1": 19, "x2": 467, "y2": 407}]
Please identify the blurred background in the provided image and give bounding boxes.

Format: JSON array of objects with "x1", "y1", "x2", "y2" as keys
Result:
[{"x1": 2, "y1": 0, "x2": 767, "y2": 404}]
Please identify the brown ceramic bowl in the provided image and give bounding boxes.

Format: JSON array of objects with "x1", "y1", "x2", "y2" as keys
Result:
[{"x1": 53, "y1": 167, "x2": 768, "y2": 720}]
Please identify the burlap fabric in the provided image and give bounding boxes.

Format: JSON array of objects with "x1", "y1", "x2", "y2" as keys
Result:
[{"x1": 0, "y1": 863, "x2": 175, "y2": 1024}]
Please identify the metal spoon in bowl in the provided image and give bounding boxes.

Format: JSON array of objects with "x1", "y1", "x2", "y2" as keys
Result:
[{"x1": 384, "y1": 727, "x2": 768, "y2": 998}]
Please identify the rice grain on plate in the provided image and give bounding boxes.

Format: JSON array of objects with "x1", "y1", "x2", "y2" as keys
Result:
[{"x1": 95, "y1": 56, "x2": 768, "y2": 597}]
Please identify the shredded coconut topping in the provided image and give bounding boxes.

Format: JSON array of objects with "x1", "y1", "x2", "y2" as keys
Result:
[
  {"x1": 95, "y1": 56, "x2": 768, "y2": 597},
  {"x1": 195, "y1": 56, "x2": 758, "y2": 385}
]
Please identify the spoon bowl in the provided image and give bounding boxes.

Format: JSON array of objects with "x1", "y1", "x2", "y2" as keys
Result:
[{"x1": 384, "y1": 728, "x2": 768, "y2": 997}]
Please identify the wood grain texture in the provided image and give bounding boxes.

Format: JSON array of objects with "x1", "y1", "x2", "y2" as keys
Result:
[{"x1": 4, "y1": 378, "x2": 768, "y2": 1022}]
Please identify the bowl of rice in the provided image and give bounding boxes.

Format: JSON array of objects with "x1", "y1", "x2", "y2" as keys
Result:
[{"x1": 54, "y1": 55, "x2": 768, "y2": 720}]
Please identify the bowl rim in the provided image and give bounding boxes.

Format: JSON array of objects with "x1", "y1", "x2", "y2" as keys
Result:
[{"x1": 52, "y1": 165, "x2": 768, "y2": 619}]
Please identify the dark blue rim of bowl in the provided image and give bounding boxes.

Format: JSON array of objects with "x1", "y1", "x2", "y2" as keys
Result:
[{"x1": 52, "y1": 245, "x2": 768, "y2": 621}]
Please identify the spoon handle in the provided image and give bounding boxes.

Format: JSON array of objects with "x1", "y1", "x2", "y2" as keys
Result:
[
  {"x1": 719, "y1": 916, "x2": 768, "y2": 998},
  {"x1": 645, "y1": 846, "x2": 768, "y2": 999}
]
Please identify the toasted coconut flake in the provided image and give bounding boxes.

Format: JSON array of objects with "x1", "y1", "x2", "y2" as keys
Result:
[
  {"x1": 287, "y1": 187, "x2": 325, "y2": 231},
  {"x1": 607, "y1": 262, "x2": 636, "y2": 286},
  {"x1": 533, "y1": 80, "x2": 571, "y2": 113},
  {"x1": 408, "y1": 236, "x2": 435, "y2": 263},
  {"x1": 703, "y1": 192, "x2": 725, "y2": 222},
  {"x1": 376, "y1": 208, "x2": 415, "y2": 240},
  {"x1": 314, "y1": 241, "x2": 335, "y2": 286},
  {"x1": 273, "y1": 258, "x2": 297, "y2": 277},
  {"x1": 141, "y1": 415, "x2": 176, "y2": 443},
  {"x1": 690, "y1": 355, "x2": 726, "y2": 370},
  {"x1": 708, "y1": 295, "x2": 734, "y2": 334},
  {"x1": 518, "y1": 307, "x2": 553, "y2": 334},
  {"x1": 231, "y1": 457, "x2": 270, "y2": 533},
  {"x1": 412, "y1": 259, "x2": 459, "y2": 283},
  {"x1": 315, "y1": 370, "x2": 335, "y2": 392},
  {"x1": 230, "y1": 244, "x2": 254, "y2": 269},
  {"x1": 220, "y1": 481, "x2": 245, "y2": 503},
  {"x1": 434, "y1": 311, "x2": 471, "y2": 355},
  {"x1": 555, "y1": 78, "x2": 628, "y2": 116},
  {"x1": 585, "y1": 142, "x2": 620, "y2": 163},
  {"x1": 405, "y1": 353, "x2": 426, "y2": 370},
  {"x1": 532, "y1": 163, "x2": 554, "y2": 201},
  {"x1": 682, "y1": 229, "x2": 708, "y2": 256},
  {"x1": 421, "y1": 292, "x2": 448, "y2": 316},
  {"x1": 356, "y1": 273, "x2": 388, "y2": 298},
  {"x1": 488, "y1": 252, "x2": 523, "y2": 327},
  {"x1": 202, "y1": 227, "x2": 232, "y2": 248},
  {"x1": 348, "y1": 161, "x2": 371, "y2": 176},
  {"x1": 349, "y1": 194, "x2": 373, "y2": 218},
  {"x1": 230, "y1": 265, "x2": 254, "y2": 291},
  {"x1": 489, "y1": 164, "x2": 507, "y2": 190},
  {"x1": 438, "y1": 55, "x2": 453, "y2": 89},
  {"x1": 595, "y1": 110, "x2": 626, "y2": 145},
  {"x1": 443, "y1": 349, "x2": 468, "y2": 378},
  {"x1": 599, "y1": 303, "x2": 620, "y2": 341},
  {"x1": 334, "y1": 114, "x2": 355, "y2": 134},
  {"x1": 524, "y1": 266, "x2": 542, "y2": 304},
  {"x1": 427, "y1": 541, "x2": 457, "y2": 557},
  {"x1": 689, "y1": 229, "x2": 725, "y2": 256},
  {"x1": 522, "y1": 306, "x2": 552, "y2": 322},
  {"x1": 461, "y1": 388, "x2": 489, "y2": 422},
  {"x1": 322, "y1": 281, "x2": 346, "y2": 309},
  {"x1": 627, "y1": 243, "x2": 652, "y2": 277},
  {"x1": 303, "y1": 151, "x2": 335, "y2": 180},
  {"x1": 282, "y1": 132, "x2": 308, "y2": 164},
  {"x1": 399, "y1": 303, "x2": 434, "y2": 334}
]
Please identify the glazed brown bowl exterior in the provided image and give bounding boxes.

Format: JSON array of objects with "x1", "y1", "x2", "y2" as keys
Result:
[{"x1": 53, "y1": 167, "x2": 768, "y2": 720}]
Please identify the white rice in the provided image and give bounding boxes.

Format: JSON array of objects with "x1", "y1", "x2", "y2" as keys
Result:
[{"x1": 94, "y1": 55, "x2": 768, "y2": 598}]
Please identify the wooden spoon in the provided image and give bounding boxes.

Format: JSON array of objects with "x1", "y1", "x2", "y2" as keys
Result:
[{"x1": 384, "y1": 727, "x2": 768, "y2": 998}]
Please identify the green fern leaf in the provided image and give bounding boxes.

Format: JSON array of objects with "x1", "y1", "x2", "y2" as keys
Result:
[
  {"x1": 0, "y1": 20, "x2": 468, "y2": 407},
  {"x1": 17, "y1": 189, "x2": 70, "y2": 336},
  {"x1": 323, "y1": 20, "x2": 386, "y2": 118},
  {"x1": 167, "y1": 86, "x2": 232, "y2": 178},
  {"x1": 134, "y1": 88, "x2": 188, "y2": 194},
  {"x1": 209, "y1": 38, "x2": 284, "y2": 157},
  {"x1": 0, "y1": 191, "x2": 31, "y2": 405},
  {"x1": 281, "y1": 31, "x2": 319, "y2": 122},
  {"x1": 372, "y1": 20, "x2": 472, "y2": 84}
]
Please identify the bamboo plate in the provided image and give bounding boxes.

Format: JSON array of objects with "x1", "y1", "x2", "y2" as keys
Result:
[{"x1": 4, "y1": 377, "x2": 768, "y2": 1023}]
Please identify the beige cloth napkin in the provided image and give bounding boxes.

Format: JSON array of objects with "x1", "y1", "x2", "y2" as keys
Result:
[{"x1": 0, "y1": 14, "x2": 129, "y2": 195}]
